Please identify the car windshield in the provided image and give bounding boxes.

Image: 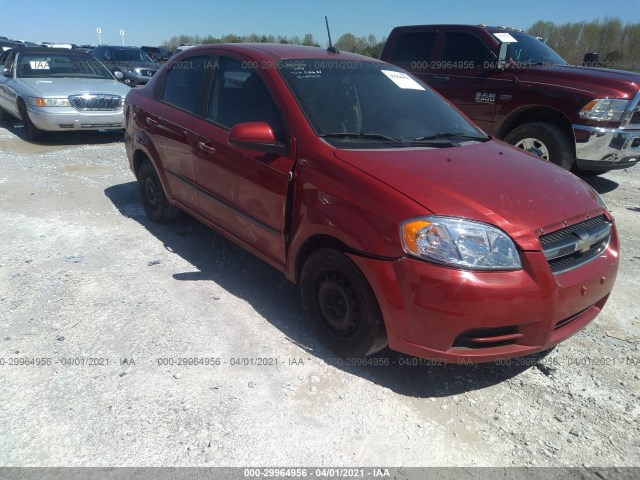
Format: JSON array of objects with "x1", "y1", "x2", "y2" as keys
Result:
[
  {"x1": 18, "y1": 54, "x2": 114, "y2": 79},
  {"x1": 278, "y1": 59, "x2": 486, "y2": 149},
  {"x1": 111, "y1": 48, "x2": 153, "y2": 63},
  {"x1": 506, "y1": 32, "x2": 567, "y2": 66}
]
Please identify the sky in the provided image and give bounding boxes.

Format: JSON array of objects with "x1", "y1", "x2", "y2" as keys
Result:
[{"x1": 1, "y1": 0, "x2": 640, "y2": 47}]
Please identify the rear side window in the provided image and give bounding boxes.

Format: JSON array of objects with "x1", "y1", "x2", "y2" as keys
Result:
[
  {"x1": 390, "y1": 31, "x2": 437, "y2": 63},
  {"x1": 160, "y1": 56, "x2": 209, "y2": 114},
  {"x1": 441, "y1": 32, "x2": 493, "y2": 65},
  {"x1": 207, "y1": 56, "x2": 285, "y2": 139}
]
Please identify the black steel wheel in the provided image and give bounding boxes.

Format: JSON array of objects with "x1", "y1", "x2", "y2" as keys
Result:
[
  {"x1": 138, "y1": 160, "x2": 180, "y2": 222},
  {"x1": 300, "y1": 248, "x2": 387, "y2": 357}
]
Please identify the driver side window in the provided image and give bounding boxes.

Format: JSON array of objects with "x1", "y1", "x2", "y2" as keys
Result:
[
  {"x1": 206, "y1": 57, "x2": 285, "y2": 141},
  {"x1": 441, "y1": 32, "x2": 493, "y2": 66}
]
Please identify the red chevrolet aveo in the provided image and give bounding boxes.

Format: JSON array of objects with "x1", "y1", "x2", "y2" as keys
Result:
[{"x1": 124, "y1": 44, "x2": 619, "y2": 362}]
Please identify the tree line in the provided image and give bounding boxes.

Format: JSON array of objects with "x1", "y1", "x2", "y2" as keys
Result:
[
  {"x1": 161, "y1": 32, "x2": 386, "y2": 58},
  {"x1": 528, "y1": 18, "x2": 640, "y2": 70},
  {"x1": 162, "y1": 17, "x2": 640, "y2": 71}
]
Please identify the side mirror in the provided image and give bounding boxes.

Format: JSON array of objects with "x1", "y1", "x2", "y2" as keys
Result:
[
  {"x1": 496, "y1": 42, "x2": 509, "y2": 70},
  {"x1": 229, "y1": 122, "x2": 288, "y2": 156},
  {"x1": 3, "y1": 68, "x2": 11, "y2": 78},
  {"x1": 113, "y1": 70, "x2": 124, "y2": 80}
]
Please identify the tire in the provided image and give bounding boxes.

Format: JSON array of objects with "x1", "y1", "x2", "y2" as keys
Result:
[
  {"x1": 18, "y1": 99, "x2": 44, "y2": 141},
  {"x1": 0, "y1": 106, "x2": 11, "y2": 121},
  {"x1": 300, "y1": 248, "x2": 388, "y2": 357},
  {"x1": 503, "y1": 122, "x2": 573, "y2": 170},
  {"x1": 137, "y1": 160, "x2": 181, "y2": 222}
]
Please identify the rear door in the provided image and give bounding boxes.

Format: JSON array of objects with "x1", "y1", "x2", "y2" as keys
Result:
[
  {"x1": 430, "y1": 30, "x2": 500, "y2": 133},
  {"x1": 142, "y1": 55, "x2": 212, "y2": 209},
  {"x1": 194, "y1": 55, "x2": 295, "y2": 269}
]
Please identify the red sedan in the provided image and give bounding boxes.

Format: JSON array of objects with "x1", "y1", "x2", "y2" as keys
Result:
[{"x1": 124, "y1": 43, "x2": 618, "y2": 362}]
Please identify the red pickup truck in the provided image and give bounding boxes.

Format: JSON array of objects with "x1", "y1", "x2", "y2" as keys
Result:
[{"x1": 381, "y1": 25, "x2": 640, "y2": 173}]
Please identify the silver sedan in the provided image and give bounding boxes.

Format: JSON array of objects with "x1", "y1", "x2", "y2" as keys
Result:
[{"x1": 0, "y1": 48, "x2": 131, "y2": 140}]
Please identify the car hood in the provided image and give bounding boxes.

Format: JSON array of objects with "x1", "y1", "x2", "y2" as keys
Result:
[
  {"x1": 333, "y1": 140, "x2": 603, "y2": 250},
  {"x1": 523, "y1": 64, "x2": 640, "y2": 98},
  {"x1": 19, "y1": 78, "x2": 130, "y2": 98}
]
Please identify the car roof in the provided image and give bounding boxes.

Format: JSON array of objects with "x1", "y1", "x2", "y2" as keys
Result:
[
  {"x1": 390, "y1": 24, "x2": 530, "y2": 35},
  {"x1": 16, "y1": 47, "x2": 91, "y2": 55},
  {"x1": 96, "y1": 45, "x2": 143, "y2": 50},
  {"x1": 184, "y1": 43, "x2": 372, "y2": 62}
]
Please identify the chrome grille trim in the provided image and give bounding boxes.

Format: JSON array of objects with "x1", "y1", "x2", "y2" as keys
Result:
[
  {"x1": 539, "y1": 215, "x2": 612, "y2": 274},
  {"x1": 69, "y1": 94, "x2": 122, "y2": 111}
]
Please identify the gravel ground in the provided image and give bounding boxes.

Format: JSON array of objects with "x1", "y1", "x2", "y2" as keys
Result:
[{"x1": 0, "y1": 119, "x2": 639, "y2": 469}]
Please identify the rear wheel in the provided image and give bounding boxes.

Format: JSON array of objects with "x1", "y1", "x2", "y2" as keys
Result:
[
  {"x1": 18, "y1": 99, "x2": 43, "y2": 141},
  {"x1": 300, "y1": 248, "x2": 387, "y2": 357},
  {"x1": 137, "y1": 160, "x2": 181, "y2": 222},
  {"x1": 504, "y1": 122, "x2": 573, "y2": 170}
]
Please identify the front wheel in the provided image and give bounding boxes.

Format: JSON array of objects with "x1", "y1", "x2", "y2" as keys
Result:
[
  {"x1": 18, "y1": 100, "x2": 44, "y2": 141},
  {"x1": 137, "y1": 160, "x2": 181, "y2": 222},
  {"x1": 300, "y1": 248, "x2": 387, "y2": 357},
  {"x1": 504, "y1": 122, "x2": 573, "y2": 170}
]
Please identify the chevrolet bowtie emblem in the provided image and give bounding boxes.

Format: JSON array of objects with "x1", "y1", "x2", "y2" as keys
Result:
[{"x1": 574, "y1": 229, "x2": 597, "y2": 253}]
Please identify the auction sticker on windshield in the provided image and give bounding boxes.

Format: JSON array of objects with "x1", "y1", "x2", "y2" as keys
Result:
[
  {"x1": 29, "y1": 60, "x2": 50, "y2": 69},
  {"x1": 381, "y1": 70, "x2": 424, "y2": 90},
  {"x1": 493, "y1": 32, "x2": 518, "y2": 43}
]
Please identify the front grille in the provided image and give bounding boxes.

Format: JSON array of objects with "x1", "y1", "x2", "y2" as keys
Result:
[
  {"x1": 69, "y1": 94, "x2": 121, "y2": 111},
  {"x1": 539, "y1": 215, "x2": 611, "y2": 274}
]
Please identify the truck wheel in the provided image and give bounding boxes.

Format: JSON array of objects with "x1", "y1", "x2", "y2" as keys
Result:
[
  {"x1": 137, "y1": 160, "x2": 181, "y2": 222},
  {"x1": 18, "y1": 100, "x2": 43, "y2": 141},
  {"x1": 504, "y1": 122, "x2": 573, "y2": 170},
  {"x1": 300, "y1": 248, "x2": 388, "y2": 358}
]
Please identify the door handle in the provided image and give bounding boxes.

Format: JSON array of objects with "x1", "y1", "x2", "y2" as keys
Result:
[
  {"x1": 145, "y1": 117, "x2": 158, "y2": 126},
  {"x1": 433, "y1": 75, "x2": 450, "y2": 81},
  {"x1": 198, "y1": 142, "x2": 216, "y2": 155}
]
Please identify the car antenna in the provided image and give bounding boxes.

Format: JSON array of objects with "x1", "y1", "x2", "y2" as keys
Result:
[{"x1": 325, "y1": 16, "x2": 339, "y2": 54}]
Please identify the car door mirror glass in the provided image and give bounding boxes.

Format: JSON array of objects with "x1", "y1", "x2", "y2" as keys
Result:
[
  {"x1": 113, "y1": 71, "x2": 124, "y2": 80},
  {"x1": 3, "y1": 67, "x2": 10, "y2": 78}
]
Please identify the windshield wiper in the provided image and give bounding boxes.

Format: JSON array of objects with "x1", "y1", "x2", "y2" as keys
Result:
[
  {"x1": 319, "y1": 132, "x2": 404, "y2": 143},
  {"x1": 410, "y1": 132, "x2": 489, "y2": 143}
]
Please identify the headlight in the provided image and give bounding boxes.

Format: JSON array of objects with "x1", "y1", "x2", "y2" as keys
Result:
[
  {"x1": 401, "y1": 216, "x2": 522, "y2": 270},
  {"x1": 579, "y1": 98, "x2": 628, "y2": 122},
  {"x1": 30, "y1": 97, "x2": 71, "y2": 107}
]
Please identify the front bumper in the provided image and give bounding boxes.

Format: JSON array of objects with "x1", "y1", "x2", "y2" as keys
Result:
[
  {"x1": 573, "y1": 124, "x2": 640, "y2": 170},
  {"x1": 349, "y1": 226, "x2": 619, "y2": 363},
  {"x1": 28, "y1": 106, "x2": 124, "y2": 131}
]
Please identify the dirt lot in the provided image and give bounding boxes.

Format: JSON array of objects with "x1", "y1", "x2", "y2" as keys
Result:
[{"x1": 0, "y1": 119, "x2": 639, "y2": 470}]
